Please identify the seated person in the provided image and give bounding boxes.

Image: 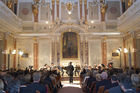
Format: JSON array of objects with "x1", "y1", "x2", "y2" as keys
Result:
[
  {"x1": 87, "y1": 72, "x2": 96, "y2": 87},
  {"x1": 96, "y1": 72, "x2": 111, "y2": 92},
  {"x1": 8, "y1": 80, "x2": 20, "y2": 93},
  {"x1": 109, "y1": 75, "x2": 136, "y2": 93},
  {"x1": 131, "y1": 74, "x2": 140, "y2": 89},
  {"x1": 120, "y1": 76, "x2": 136, "y2": 93},
  {"x1": 110, "y1": 75, "x2": 119, "y2": 88},
  {"x1": 20, "y1": 72, "x2": 46, "y2": 93},
  {"x1": 20, "y1": 74, "x2": 31, "y2": 93},
  {"x1": 0, "y1": 79, "x2": 6, "y2": 93}
]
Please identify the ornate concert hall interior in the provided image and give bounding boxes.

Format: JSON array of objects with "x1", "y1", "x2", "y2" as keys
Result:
[
  {"x1": 0, "y1": 0, "x2": 140, "y2": 93},
  {"x1": 0, "y1": 0, "x2": 140, "y2": 70}
]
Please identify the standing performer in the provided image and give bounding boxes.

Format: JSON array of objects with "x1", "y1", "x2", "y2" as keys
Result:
[{"x1": 67, "y1": 62, "x2": 74, "y2": 83}]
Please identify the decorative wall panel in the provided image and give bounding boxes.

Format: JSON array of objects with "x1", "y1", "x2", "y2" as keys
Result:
[
  {"x1": 40, "y1": 3, "x2": 51, "y2": 21},
  {"x1": 17, "y1": 39, "x2": 34, "y2": 69},
  {"x1": 19, "y1": 2, "x2": 33, "y2": 21},
  {"x1": 106, "y1": 1, "x2": 121, "y2": 20},
  {"x1": 88, "y1": 2, "x2": 99, "y2": 20},
  {"x1": 38, "y1": 39, "x2": 51, "y2": 69},
  {"x1": 106, "y1": 39, "x2": 122, "y2": 67},
  {"x1": 89, "y1": 39, "x2": 102, "y2": 66}
]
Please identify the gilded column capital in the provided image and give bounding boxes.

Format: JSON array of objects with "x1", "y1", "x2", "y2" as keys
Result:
[
  {"x1": 84, "y1": 0, "x2": 87, "y2": 5},
  {"x1": 79, "y1": 0, "x2": 82, "y2": 5},
  {"x1": 32, "y1": 0, "x2": 40, "y2": 22},
  {"x1": 57, "y1": 0, "x2": 59, "y2": 5},
  {"x1": 100, "y1": 0, "x2": 108, "y2": 21},
  {"x1": 34, "y1": 0, "x2": 40, "y2": 3},
  {"x1": 52, "y1": 0, "x2": 55, "y2": 5},
  {"x1": 7, "y1": 0, "x2": 13, "y2": 10},
  {"x1": 33, "y1": 36, "x2": 39, "y2": 43},
  {"x1": 14, "y1": 0, "x2": 18, "y2": 4},
  {"x1": 128, "y1": 0, "x2": 133, "y2": 7}
]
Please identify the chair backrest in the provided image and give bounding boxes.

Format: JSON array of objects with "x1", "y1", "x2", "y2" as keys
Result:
[
  {"x1": 36, "y1": 90, "x2": 40, "y2": 93},
  {"x1": 136, "y1": 88, "x2": 140, "y2": 92},
  {"x1": 90, "y1": 82, "x2": 96, "y2": 88},
  {"x1": 97, "y1": 86, "x2": 105, "y2": 93},
  {"x1": 46, "y1": 84, "x2": 51, "y2": 93},
  {"x1": 88, "y1": 82, "x2": 95, "y2": 93},
  {"x1": 104, "y1": 89, "x2": 109, "y2": 93},
  {"x1": 92, "y1": 84, "x2": 96, "y2": 93}
]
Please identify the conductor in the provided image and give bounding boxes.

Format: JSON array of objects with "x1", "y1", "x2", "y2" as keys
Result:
[{"x1": 67, "y1": 62, "x2": 74, "y2": 83}]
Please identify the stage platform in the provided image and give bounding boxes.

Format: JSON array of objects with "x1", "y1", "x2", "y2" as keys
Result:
[{"x1": 61, "y1": 76, "x2": 80, "y2": 81}]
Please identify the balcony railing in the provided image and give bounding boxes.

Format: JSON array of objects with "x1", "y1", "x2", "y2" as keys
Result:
[
  {"x1": 118, "y1": 0, "x2": 140, "y2": 32},
  {"x1": 0, "y1": 1, "x2": 22, "y2": 32}
]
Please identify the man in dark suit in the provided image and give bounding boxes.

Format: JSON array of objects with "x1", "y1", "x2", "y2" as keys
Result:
[
  {"x1": 20, "y1": 71, "x2": 47, "y2": 93},
  {"x1": 67, "y1": 62, "x2": 74, "y2": 83}
]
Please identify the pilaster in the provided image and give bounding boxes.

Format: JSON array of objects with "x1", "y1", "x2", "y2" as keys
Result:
[
  {"x1": 101, "y1": 37, "x2": 107, "y2": 65},
  {"x1": 52, "y1": 0, "x2": 55, "y2": 22},
  {"x1": 51, "y1": 38, "x2": 55, "y2": 64},
  {"x1": 13, "y1": 38, "x2": 16, "y2": 69},
  {"x1": 79, "y1": 0, "x2": 82, "y2": 20},
  {"x1": 3, "y1": 33, "x2": 7, "y2": 70},
  {"x1": 123, "y1": 38, "x2": 126, "y2": 68},
  {"x1": 84, "y1": 0, "x2": 87, "y2": 24},
  {"x1": 33, "y1": 37, "x2": 38, "y2": 70},
  {"x1": 80, "y1": 36, "x2": 84, "y2": 66},
  {"x1": 57, "y1": 0, "x2": 59, "y2": 18},
  {"x1": 85, "y1": 38, "x2": 89, "y2": 65},
  {"x1": 56, "y1": 36, "x2": 60, "y2": 65},
  {"x1": 131, "y1": 32, "x2": 137, "y2": 69}
]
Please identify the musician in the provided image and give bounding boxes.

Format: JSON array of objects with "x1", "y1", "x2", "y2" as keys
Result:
[
  {"x1": 67, "y1": 62, "x2": 74, "y2": 83},
  {"x1": 57, "y1": 65, "x2": 64, "y2": 76},
  {"x1": 44, "y1": 64, "x2": 50, "y2": 70},
  {"x1": 74, "y1": 65, "x2": 80, "y2": 76},
  {"x1": 50, "y1": 63, "x2": 56, "y2": 71}
]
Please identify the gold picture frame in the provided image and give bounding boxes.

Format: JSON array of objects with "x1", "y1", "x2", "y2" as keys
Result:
[{"x1": 60, "y1": 30, "x2": 80, "y2": 60}]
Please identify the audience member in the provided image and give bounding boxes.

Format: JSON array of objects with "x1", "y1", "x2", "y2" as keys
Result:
[{"x1": 0, "y1": 79, "x2": 5, "y2": 93}]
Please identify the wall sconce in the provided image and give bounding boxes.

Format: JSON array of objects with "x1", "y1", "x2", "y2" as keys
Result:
[
  {"x1": 18, "y1": 50, "x2": 24, "y2": 56},
  {"x1": 12, "y1": 50, "x2": 16, "y2": 54},
  {"x1": 116, "y1": 47, "x2": 122, "y2": 53},
  {"x1": 124, "y1": 48, "x2": 128, "y2": 53}
]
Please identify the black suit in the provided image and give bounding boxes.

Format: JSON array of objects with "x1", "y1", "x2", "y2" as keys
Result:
[{"x1": 67, "y1": 64, "x2": 74, "y2": 83}]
